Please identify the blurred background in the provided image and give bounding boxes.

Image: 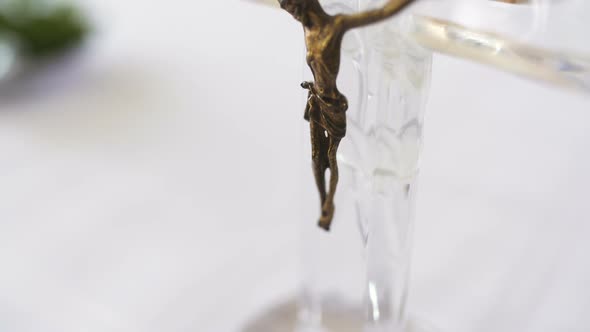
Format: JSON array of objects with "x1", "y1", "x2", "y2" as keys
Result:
[{"x1": 0, "y1": 0, "x2": 589, "y2": 332}]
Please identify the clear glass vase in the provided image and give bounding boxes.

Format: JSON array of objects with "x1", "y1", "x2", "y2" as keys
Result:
[
  {"x1": 243, "y1": 0, "x2": 590, "y2": 331},
  {"x1": 295, "y1": 2, "x2": 432, "y2": 331},
  {"x1": 244, "y1": 1, "x2": 433, "y2": 331}
]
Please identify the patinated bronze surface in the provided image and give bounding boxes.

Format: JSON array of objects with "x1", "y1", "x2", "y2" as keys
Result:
[{"x1": 279, "y1": 0, "x2": 414, "y2": 231}]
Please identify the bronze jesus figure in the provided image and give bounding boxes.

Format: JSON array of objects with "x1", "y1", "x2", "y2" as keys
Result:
[{"x1": 279, "y1": 0, "x2": 414, "y2": 231}]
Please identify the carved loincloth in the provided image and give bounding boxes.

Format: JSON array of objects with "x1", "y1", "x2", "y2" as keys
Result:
[{"x1": 301, "y1": 81, "x2": 348, "y2": 139}]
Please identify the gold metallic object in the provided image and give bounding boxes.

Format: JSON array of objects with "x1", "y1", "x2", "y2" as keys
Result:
[
  {"x1": 279, "y1": 0, "x2": 414, "y2": 231},
  {"x1": 493, "y1": 0, "x2": 528, "y2": 3}
]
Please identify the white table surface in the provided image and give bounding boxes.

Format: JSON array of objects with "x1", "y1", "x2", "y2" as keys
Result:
[{"x1": 1, "y1": 1, "x2": 589, "y2": 331}]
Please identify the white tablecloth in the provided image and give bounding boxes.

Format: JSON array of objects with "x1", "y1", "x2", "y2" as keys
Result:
[{"x1": 1, "y1": 1, "x2": 589, "y2": 331}]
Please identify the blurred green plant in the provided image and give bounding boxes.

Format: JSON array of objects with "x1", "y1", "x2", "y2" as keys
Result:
[{"x1": 0, "y1": 0, "x2": 88, "y2": 58}]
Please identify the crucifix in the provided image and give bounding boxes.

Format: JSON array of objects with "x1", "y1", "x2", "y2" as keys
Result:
[{"x1": 279, "y1": 0, "x2": 414, "y2": 230}]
